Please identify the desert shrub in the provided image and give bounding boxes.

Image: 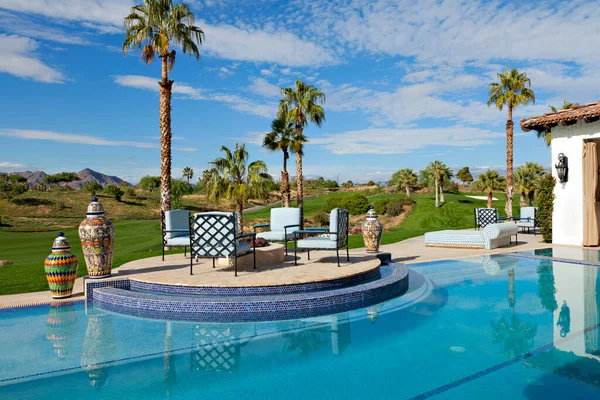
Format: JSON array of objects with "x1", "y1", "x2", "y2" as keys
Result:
[
  {"x1": 172, "y1": 179, "x2": 193, "y2": 209},
  {"x1": 387, "y1": 201, "x2": 404, "y2": 217},
  {"x1": 444, "y1": 181, "x2": 460, "y2": 193},
  {"x1": 322, "y1": 197, "x2": 344, "y2": 213},
  {"x1": 52, "y1": 200, "x2": 66, "y2": 211},
  {"x1": 340, "y1": 194, "x2": 370, "y2": 215},
  {"x1": 367, "y1": 180, "x2": 376, "y2": 186},
  {"x1": 84, "y1": 181, "x2": 102, "y2": 196},
  {"x1": 138, "y1": 175, "x2": 161, "y2": 192},
  {"x1": 0, "y1": 174, "x2": 29, "y2": 202},
  {"x1": 536, "y1": 174, "x2": 555, "y2": 243},
  {"x1": 33, "y1": 183, "x2": 47, "y2": 192},
  {"x1": 312, "y1": 211, "x2": 330, "y2": 226},
  {"x1": 125, "y1": 187, "x2": 136, "y2": 197},
  {"x1": 396, "y1": 196, "x2": 416, "y2": 206},
  {"x1": 373, "y1": 198, "x2": 392, "y2": 215},
  {"x1": 104, "y1": 184, "x2": 124, "y2": 201},
  {"x1": 349, "y1": 226, "x2": 362, "y2": 235}
]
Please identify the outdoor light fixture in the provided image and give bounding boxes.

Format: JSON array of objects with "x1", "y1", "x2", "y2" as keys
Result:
[{"x1": 555, "y1": 153, "x2": 568, "y2": 183}]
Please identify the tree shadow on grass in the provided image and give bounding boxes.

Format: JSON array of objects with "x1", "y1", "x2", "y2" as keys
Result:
[
  {"x1": 458, "y1": 199, "x2": 474, "y2": 204},
  {"x1": 13, "y1": 198, "x2": 54, "y2": 206},
  {"x1": 122, "y1": 200, "x2": 144, "y2": 206}
]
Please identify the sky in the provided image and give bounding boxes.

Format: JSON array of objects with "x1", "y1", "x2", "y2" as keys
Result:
[{"x1": 1, "y1": 0, "x2": 599, "y2": 184}]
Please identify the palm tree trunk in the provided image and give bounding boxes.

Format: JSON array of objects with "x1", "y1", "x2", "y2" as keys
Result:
[
  {"x1": 159, "y1": 56, "x2": 173, "y2": 213},
  {"x1": 296, "y1": 151, "x2": 304, "y2": 228},
  {"x1": 282, "y1": 150, "x2": 290, "y2": 207},
  {"x1": 505, "y1": 105, "x2": 514, "y2": 218},
  {"x1": 520, "y1": 191, "x2": 527, "y2": 207},
  {"x1": 236, "y1": 202, "x2": 243, "y2": 234},
  {"x1": 528, "y1": 190, "x2": 534, "y2": 206},
  {"x1": 488, "y1": 190, "x2": 493, "y2": 208},
  {"x1": 440, "y1": 183, "x2": 445, "y2": 203},
  {"x1": 405, "y1": 185, "x2": 410, "y2": 197},
  {"x1": 435, "y1": 179, "x2": 439, "y2": 208}
]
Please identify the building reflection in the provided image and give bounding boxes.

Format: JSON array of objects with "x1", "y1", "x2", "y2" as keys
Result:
[
  {"x1": 46, "y1": 301, "x2": 78, "y2": 360},
  {"x1": 80, "y1": 306, "x2": 116, "y2": 390}
]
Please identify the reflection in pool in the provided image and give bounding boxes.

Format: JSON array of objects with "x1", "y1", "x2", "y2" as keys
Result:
[{"x1": 2, "y1": 254, "x2": 600, "y2": 399}]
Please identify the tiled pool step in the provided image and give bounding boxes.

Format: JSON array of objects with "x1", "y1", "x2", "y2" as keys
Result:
[{"x1": 93, "y1": 262, "x2": 409, "y2": 322}]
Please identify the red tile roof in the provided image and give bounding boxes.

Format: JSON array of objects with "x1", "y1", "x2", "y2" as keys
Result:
[{"x1": 520, "y1": 101, "x2": 600, "y2": 132}]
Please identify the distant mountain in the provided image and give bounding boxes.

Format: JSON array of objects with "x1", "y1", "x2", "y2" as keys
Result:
[{"x1": 8, "y1": 168, "x2": 125, "y2": 189}]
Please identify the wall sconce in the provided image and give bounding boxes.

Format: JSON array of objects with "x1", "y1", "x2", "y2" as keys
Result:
[{"x1": 555, "y1": 153, "x2": 568, "y2": 183}]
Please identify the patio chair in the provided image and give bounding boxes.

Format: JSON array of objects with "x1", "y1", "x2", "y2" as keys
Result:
[
  {"x1": 474, "y1": 208, "x2": 498, "y2": 230},
  {"x1": 293, "y1": 208, "x2": 349, "y2": 267},
  {"x1": 253, "y1": 207, "x2": 300, "y2": 255},
  {"x1": 189, "y1": 211, "x2": 256, "y2": 276},
  {"x1": 516, "y1": 206, "x2": 538, "y2": 234},
  {"x1": 161, "y1": 209, "x2": 191, "y2": 261}
]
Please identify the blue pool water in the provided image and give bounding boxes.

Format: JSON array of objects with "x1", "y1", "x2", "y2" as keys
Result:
[{"x1": 2, "y1": 254, "x2": 600, "y2": 399}]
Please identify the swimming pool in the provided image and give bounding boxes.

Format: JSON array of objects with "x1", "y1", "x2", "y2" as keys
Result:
[{"x1": 2, "y1": 253, "x2": 600, "y2": 399}]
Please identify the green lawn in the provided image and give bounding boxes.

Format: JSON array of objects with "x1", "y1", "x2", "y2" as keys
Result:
[{"x1": 0, "y1": 190, "x2": 520, "y2": 295}]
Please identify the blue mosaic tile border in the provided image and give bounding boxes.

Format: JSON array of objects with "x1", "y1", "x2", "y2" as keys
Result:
[
  {"x1": 93, "y1": 262, "x2": 408, "y2": 322},
  {"x1": 506, "y1": 252, "x2": 600, "y2": 267},
  {"x1": 129, "y1": 267, "x2": 381, "y2": 296},
  {"x1": 85, "y1": 278, "x2": 130, "y2": 301},
  {"x1": 0, "y1": 300, "x2": 85, "y2": 313}
]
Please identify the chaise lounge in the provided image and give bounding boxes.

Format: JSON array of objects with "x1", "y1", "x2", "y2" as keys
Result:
[{"x1": 424, "y1": 222, "x2": 518, "y2": 250}]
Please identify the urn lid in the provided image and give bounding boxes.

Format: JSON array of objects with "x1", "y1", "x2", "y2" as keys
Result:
[
  {"x1": 366, "y1": 205, "x2": 378, "y2": 218},
  {"x1": 86, "y1": 197, "x2": 105, "y2": 216},
  {"x1": 52, "y1": 232, "x2": 71, "y2": 251}
]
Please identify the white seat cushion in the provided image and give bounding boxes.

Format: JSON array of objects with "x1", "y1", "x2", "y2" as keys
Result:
[
  {"x1": 257, "y1": 230, "x2": 293, "y2": 242},
  {"x1": 424, "y1": 230, "x2": 486, "y2": 248},
  {"x1": 165, "y1": 210, "x2": 190, "y2": 239},
  {"x1": 296, "y1": 237, "x2": 339, "y2": 250},
  {"x1": 270, "y1": 208, "x2": 300, "y2": 231},
  {"x1": 165, "y1": 236, "x2": 191, "y2": 246}
]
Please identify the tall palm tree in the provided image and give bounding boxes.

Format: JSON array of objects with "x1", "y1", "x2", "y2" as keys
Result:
[
  {"x1": 206, "y1": 143, "x2": 273, "y2": 232},
  {"x1": 488, "y1": 68, "x2": 535, "y2": 218},
  {"x1": 523, "y1": 162, "x2": 546, "y2": 205},
  {"x1": 438, "y1": 165, "x2": 453, "y2": 203},
  {"x1": 426, "y1": 160, "x2": 447, "y2": 208},
  {"x1": 474, "y1": 169, "x2": 506, "y2": 208},
  {"x1": 263, "y1": 117, "x2": 294, "y2": 207},
  {"x1": 277, "y1": 80, "x2": 326, "y2": 228},
  {"x1": 182, "y1": 167, "x2": 194, "y2": 184},
  {"x1": 537, "y1": 101, "x2": 578, "y2": 146},
  {"x1": 123, "y1": 0, "x2": 203, "y2": 213},
  {"x1": 395, "y1": 169, "x2": 418, "y2": 197}
]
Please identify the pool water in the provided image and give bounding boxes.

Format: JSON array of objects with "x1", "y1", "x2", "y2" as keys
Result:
[{"x1": 2, "y1": 254, "x2": 600, "y2": 399}]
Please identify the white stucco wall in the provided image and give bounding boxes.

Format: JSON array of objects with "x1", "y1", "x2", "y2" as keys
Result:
[{"x1": 551, "y1": 120, "x2": 600, "y2": 246}]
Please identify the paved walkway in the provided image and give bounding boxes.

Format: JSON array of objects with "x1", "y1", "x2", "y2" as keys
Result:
[{"x1": 0, "y1": 232, "x2": 552, "y2": 309}]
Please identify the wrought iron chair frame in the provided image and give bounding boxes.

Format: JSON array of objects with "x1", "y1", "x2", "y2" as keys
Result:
[
  {"x1": 474, "y1": 208, "x2": 499, "y2": 230},
  {"x1": 189, "y1": 212, "x2": 256, "y2": 276},
  {"x1": 293, "y1": 208, "x2": 350, "y2": 267},
  {"x1": 161, "y1": 210, "x2": 190, "y2": 261}
]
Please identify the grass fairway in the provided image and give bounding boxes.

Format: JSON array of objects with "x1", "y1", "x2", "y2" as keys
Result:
[
  {"x1": 0, "y1": 220, "x2": 175, "y2": 295},
  {"x1": 0, "y1": 190, "x2": 519, "y2": 295}
]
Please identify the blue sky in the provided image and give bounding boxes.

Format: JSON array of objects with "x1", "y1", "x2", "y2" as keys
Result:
[{"x1": 1, "y1": 0, "x2": 599, "y2": 184}]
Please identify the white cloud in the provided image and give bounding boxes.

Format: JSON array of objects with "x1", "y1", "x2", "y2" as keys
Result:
[
  {"x1": 81, "y1": 22, "x2": 122, "y2": 35},
  {"x1": 174, "y1": 147, "x2": 198, "y2": 152},
  {"x1": 113, "y1": 75, "x2": 205, "y2": 100},
  {"x1": 0, "y1": 11, "x2": 91, "y2": 45},
  {"x1": 0, "y1": 34, "x2": 64, "y2": 83},
  {"x1": 309, "y1": 126, "x2": 503, "y2": 155},
  {"x1": 0, "y1": 161, "x2": 25, "y2": 168},
  {"x1": 248, "y1": 78, "x2": 281, "y2": 98},
  {"x1": 202, "y1": 23, "x2": 337, "y2": 66},
  {"x1": 260, "y1": 69, "x2": 273, "y2": 76},
  {"x1": 0, "y1": 129, "x2": 158, "y2": 148}
]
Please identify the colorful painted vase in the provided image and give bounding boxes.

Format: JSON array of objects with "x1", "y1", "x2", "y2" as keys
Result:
[
  {"x1": 362, "y1": 205, "x2": 383, "y2": 253},
  {"x1": 44, "y1": 232, "x2": 79, "y2": 298},
  {"x1": 81, "y1": 308, "x2": 116, "y2": 389},
  {"x1": 79, "y1": 197, "x2": 115, "y2": 278},
  {"x1": 46, "y1": 301, "x2": 78, "y2": 359}
]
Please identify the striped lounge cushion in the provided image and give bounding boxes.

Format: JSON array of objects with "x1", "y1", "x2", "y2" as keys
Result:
[{"x1": 424, "y1": 230, "x2": 486, "y2": 249}]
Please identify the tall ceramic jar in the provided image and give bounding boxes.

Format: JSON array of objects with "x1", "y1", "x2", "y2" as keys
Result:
[
  {"x1": 79, "y1": 197, "x2": 115, "y2": 278},
  {"x1": 46, "y1": 301, "x2": 78, "y2": 359},
  {"x1": 44, "y1": 232, "x2": 79, "y2": 298},
  {"x1": 362, "y1": 205, "x2": 383, "y2": 253}
]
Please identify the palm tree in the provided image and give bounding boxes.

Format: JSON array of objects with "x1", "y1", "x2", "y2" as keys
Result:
[
  {"x1": 488, "y1": 68, "x2": 535, "y2": 218},
  {"x1": 182, "y1": 167, "x2": 194, "y2": 184},
  {"x1": 523, "y1": 162, "x2": 545, "y2": 205},
  {"x1": 394, "y1": 169, "x2": 418, "y2": 197},
  {"x1": 438, "y1": 165, "x2": 453, "y2": 203},
  {"x1": 538, "y1": 101, "x2": 578, "y2": 146},
  {"x1": 123, "y1": 0, "x2": 203, "y2": 213},
  {"x1": 206, "y1": 143, "x2": 273, "y2": 232},
  {"x1": 263, "y1": 117, "x2": 294, "y2": 207},
  {"x1": 514, "y1": 167, "x2": 536, "y2": 207},
  {"x1": 474, "y1": 169, "x2": 506, "y2": 208},
  {"x1": 426, "y1": 160, "x2": 448, "y2": 208},
  {"x1": 278, "y1": 80, "x2": 326, "y2": 228}
]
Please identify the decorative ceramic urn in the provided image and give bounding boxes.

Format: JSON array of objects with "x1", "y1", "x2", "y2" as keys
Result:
[
  {"x1": 79, "y1": 197, "x2": 115, "y2": 278},
  {"x1": 362, "y1": 205, "x2": 383, "y2": 253},
  {"x1": 81, "y1": 308, "x2": 116, "y2": 389},
  {"x1": 44, "y1": 232, "x2": 79, "y2": 298},
  {"x1": 46, "y1": 301, "x2": 78, "y2": 359}
]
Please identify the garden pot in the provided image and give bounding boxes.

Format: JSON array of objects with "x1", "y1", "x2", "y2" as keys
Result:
[
  {"x1": 79, "y1": 197, "x2": 115, "y2": 278},
  {"x1": 44, "y1": 232, "x2": 78, "y2": 298},
  {"x1": 362, "y1": 205, "x2": 383, "y2": 253}
]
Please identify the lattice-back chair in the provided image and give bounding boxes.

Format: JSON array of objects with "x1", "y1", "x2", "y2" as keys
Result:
[
  {"x1": 474, "y1": 208, "x2": 498, "y2": 230},
  {"x1": 161, "y1": 210, "x2": 191, "y2": 261},
  {"x1": 294, "y1": 208, "x2": 349, "y2": 267},
  {"x1": 189, "y1": 212, "x2": 256, "y2": 276}
]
